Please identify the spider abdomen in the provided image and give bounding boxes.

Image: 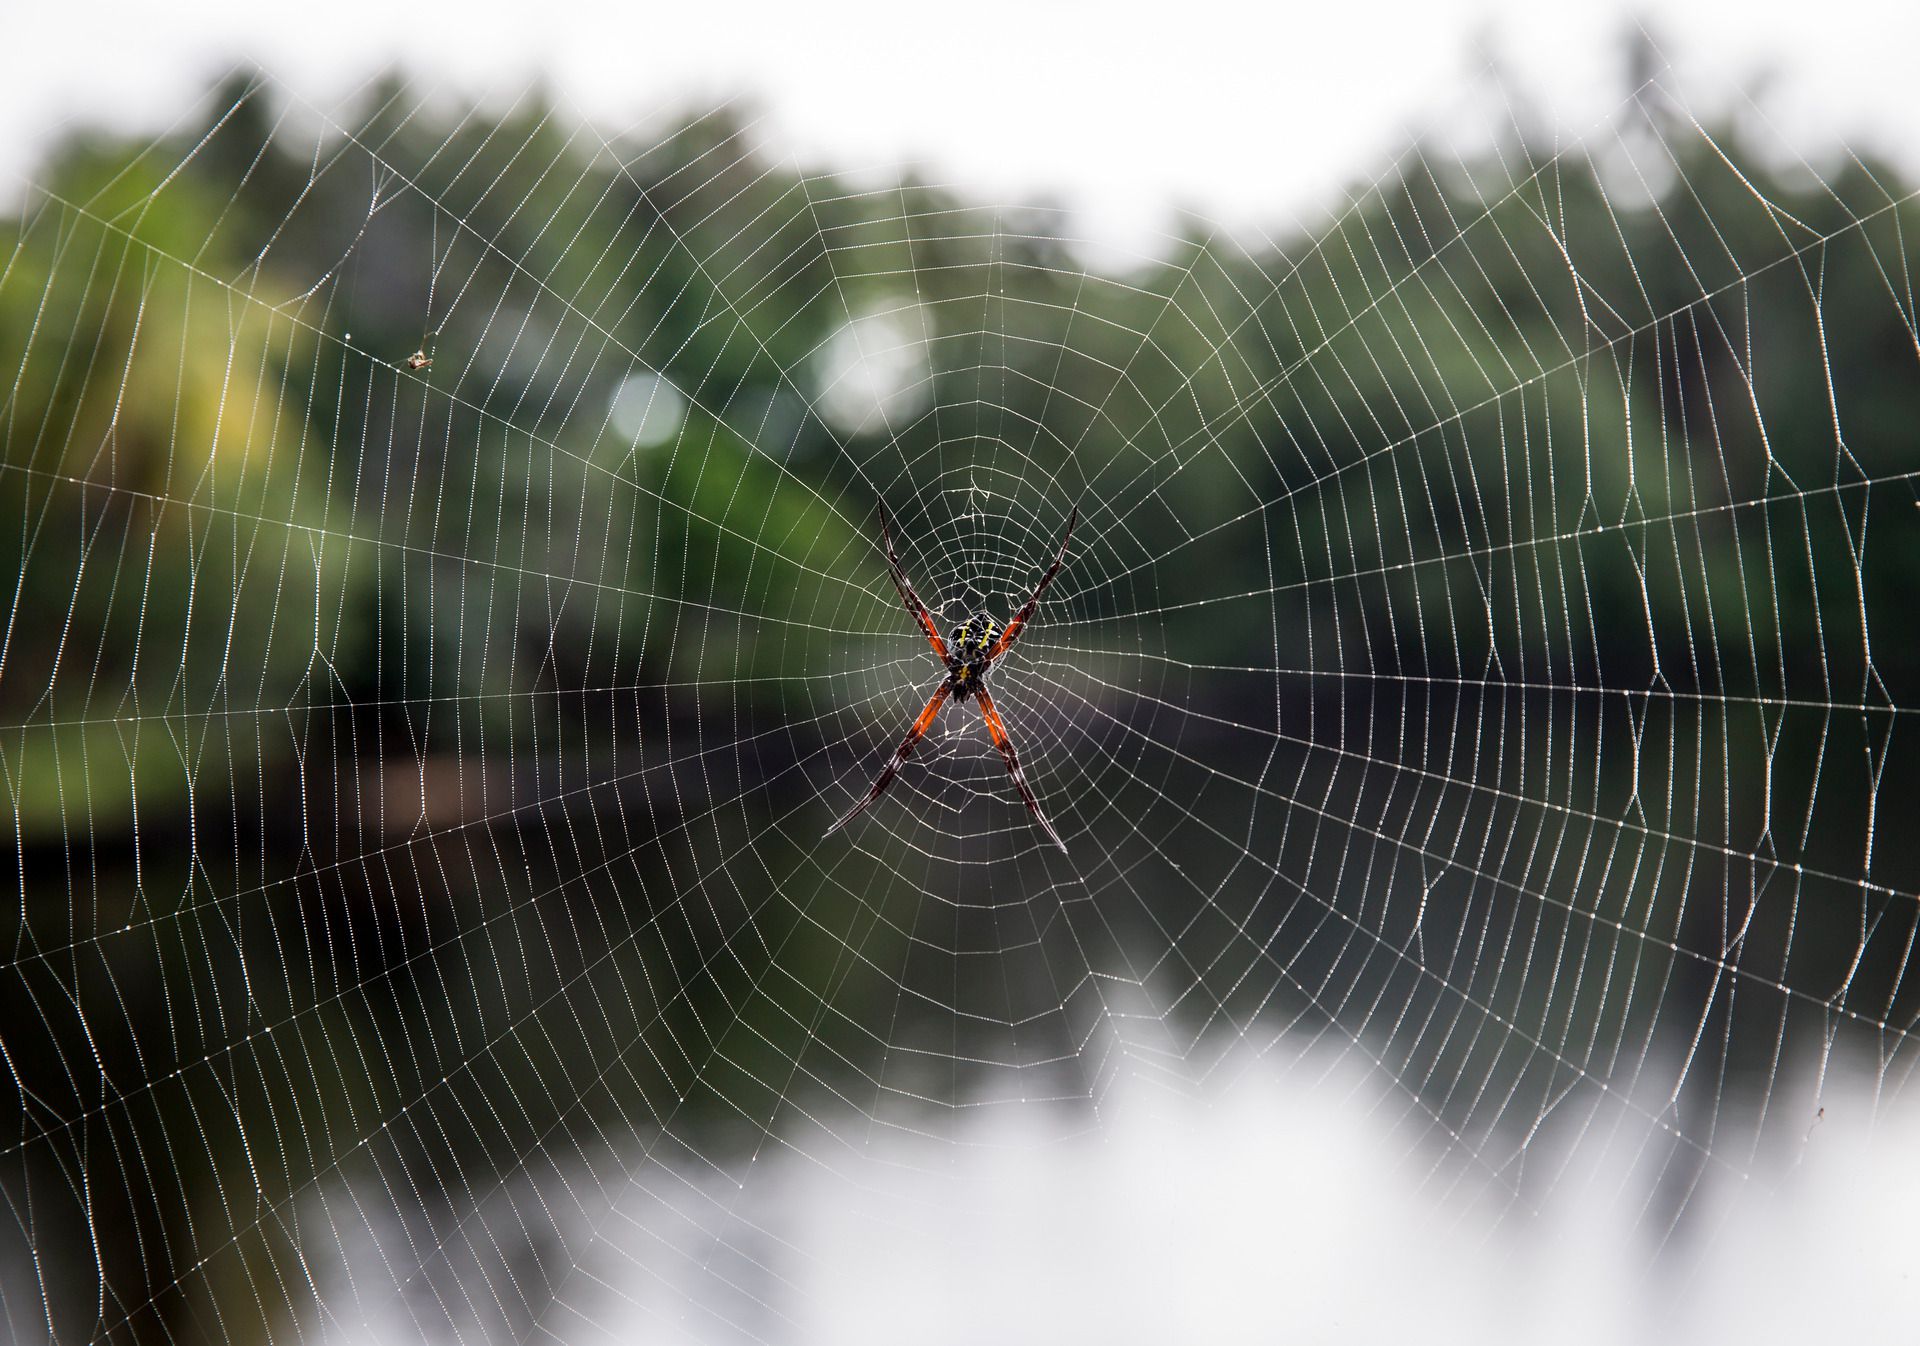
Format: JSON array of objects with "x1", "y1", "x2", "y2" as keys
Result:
[
  {"x1": 946, "y1": 610, "x2": 999, "y2": 702},
  {"x1": 949, "y1": 611, "x2": 1000, "y2": 659}
]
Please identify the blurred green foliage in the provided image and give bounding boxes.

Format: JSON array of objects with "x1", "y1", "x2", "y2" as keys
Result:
[{"x1": 5, "y1": 78, "x2": 1916, "y2": 854}]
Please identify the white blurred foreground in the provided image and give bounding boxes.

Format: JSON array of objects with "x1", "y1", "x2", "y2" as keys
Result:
[{"x1": 310, "y1": 1045, "x2": 1920, "y2": 1344}]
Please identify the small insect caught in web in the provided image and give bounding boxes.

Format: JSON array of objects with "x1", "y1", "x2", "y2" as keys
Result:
[{"x1": 402, "y1": 331, "x2": 438, "y2": 372}]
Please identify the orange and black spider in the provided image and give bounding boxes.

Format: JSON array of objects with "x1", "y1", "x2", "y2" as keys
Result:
[{"x1": 825, "y1": 500, "x2": 1077, "y2": 852}]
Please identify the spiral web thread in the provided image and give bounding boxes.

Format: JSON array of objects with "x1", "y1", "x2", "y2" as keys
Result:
[{"x1": 1, "y1": 54, "x2": 1917, "y2": 1343}]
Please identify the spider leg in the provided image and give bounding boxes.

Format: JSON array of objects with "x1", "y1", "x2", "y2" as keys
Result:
[
  {"x1": 985, "y1": 505, "x2": 1076, "y2": 663},
  {"x1": 878, "y1": 500, "x2": 951, "y2": 663},
  {"x1": 973, "y1": 688, "x2": 1067, "y2": 852},
  {"x1": 824, "y1": 683, "x2": 953, "y2": 839}
]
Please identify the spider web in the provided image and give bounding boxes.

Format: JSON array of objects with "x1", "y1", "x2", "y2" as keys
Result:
[{"x1": 1, "y1": 50, "x2": 1918, "y2": 1343}]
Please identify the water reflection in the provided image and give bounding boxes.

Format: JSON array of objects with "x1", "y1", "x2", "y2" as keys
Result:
[
  {"x1": 298, "y1": 1042, "x2": 1918, "y2": 1344},
  {"x1": 2, "y1": 699, "x2": 1905, "y2": 1343}
]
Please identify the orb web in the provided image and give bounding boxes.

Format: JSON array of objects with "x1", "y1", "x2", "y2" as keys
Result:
[{"x1": 1, "y1": 56, "x2": 1917, "y2": 1343}]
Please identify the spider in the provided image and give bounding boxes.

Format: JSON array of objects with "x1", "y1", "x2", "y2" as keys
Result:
[{"x1": 826, "y1": 500, "x2": 1077, "y2": 851}]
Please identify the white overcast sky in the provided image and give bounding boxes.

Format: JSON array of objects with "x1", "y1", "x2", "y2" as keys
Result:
[{"x1": 3, "y1": 0, "x2": 1918, "y2": 252}]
